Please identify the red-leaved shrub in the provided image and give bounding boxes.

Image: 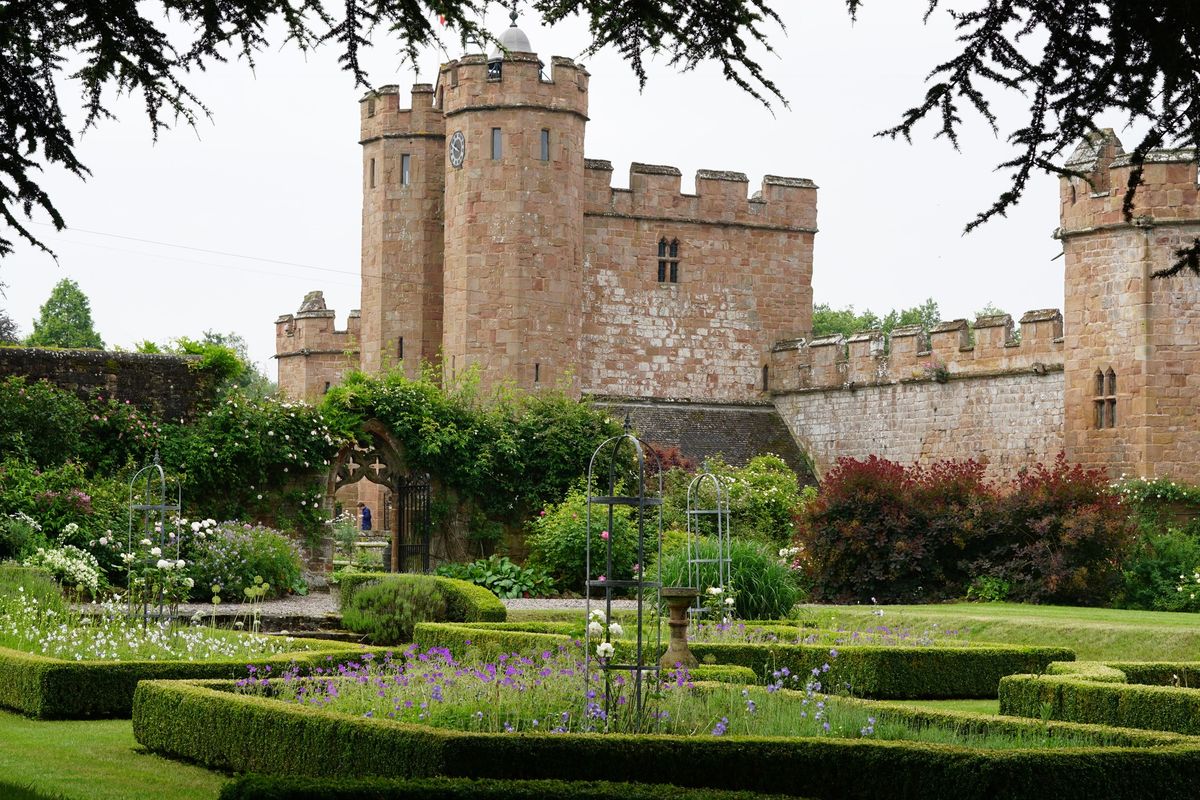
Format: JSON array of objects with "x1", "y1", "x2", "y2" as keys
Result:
[{"x1": 797, "y1": 454, "x2": 1133, "y2": 606}]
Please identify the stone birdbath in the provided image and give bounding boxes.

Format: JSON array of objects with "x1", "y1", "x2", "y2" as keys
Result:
[{"x1": 659, "y1": 587, "x2": 701, "y2": 670}]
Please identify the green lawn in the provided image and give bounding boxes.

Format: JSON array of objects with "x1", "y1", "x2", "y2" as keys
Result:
[
  {"x1": 887, "y1": 698, "x2": 1002, "y2": 715},
  {"x1": 803, "y1": 602, "x2": 1200, "y2": 661},
  {"x1": 0, "y1": 711, "x2": 225, "y2": 800}
]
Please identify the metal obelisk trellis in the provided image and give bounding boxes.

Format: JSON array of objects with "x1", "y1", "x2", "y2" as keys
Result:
[
  {"x1": 584, "y1": 416, "x2": 663, "y2": 732},
  {"x1": 127, "y1": 451, "x2": 182, "y2": 623},
  {"x1": 686, "y1": 464, "x2": 732, "y2": 618}
]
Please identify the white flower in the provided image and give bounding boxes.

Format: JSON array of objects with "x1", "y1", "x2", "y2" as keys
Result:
[
  {"x1": 156, "y1": 559, "x2": 171, "y2": 570},
  {"x1": 191, "y1": 521, "x2": 201, "y2": 532},
  {"x1": 183, "y1": 578, "x2": 195, "y2": 588},
  {"x1": 121, "y1": 553, "x2": 135, "y2": 563},
  {"x1": 724, "y1": 597, "x2": 735, "y2": 606},
  {"x1": 608, "y1": 622, "x2": 624, "y2": 638},
  {"x1": 589, "y1": 609, "x2": 606, "y2": 622},
  {"x1": 779, "y1": 548, "x2": 789, "y2": 558},
  {"x1": 595, "y1": 641, "x2": 614, "y2": 659},
  {"x1": 588, "y1": 621, "x2": 604, "y2": 637},
  {"x1": 707, "y1": 586, "x2": 724, "y2": 596},
  {"x1": 140, "y1": 538, "x2": 152, "y2": 546},
  {"x1": 150, "y1": 547, "x2": 162, "y2": 556},
  {"x1": 176, "y1": 559, "x2": 186, "y2": 569},
  {"x1": 98, "y1": 537, "x2": 108, "y2": 546}
]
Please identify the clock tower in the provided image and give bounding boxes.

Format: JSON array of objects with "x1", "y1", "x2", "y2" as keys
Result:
[{"x1": 438, "y1": 15, "x2": 590, "y2": 392}]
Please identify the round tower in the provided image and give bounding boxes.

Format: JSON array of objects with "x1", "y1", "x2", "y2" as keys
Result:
[
  {"x1": 359, "y1": 83, "x2": 446, "y2": 378},
  {"x1": 438, "y1": 15, "x2": 589, "y2": 393},
  {"x1": 1057, "y1": 130, "x2": 1200, "y2": 479}
]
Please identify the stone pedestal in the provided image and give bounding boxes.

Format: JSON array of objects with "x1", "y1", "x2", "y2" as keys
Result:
[{"x1": 659, "y1": 587, "x2": 700, "y2": 670}]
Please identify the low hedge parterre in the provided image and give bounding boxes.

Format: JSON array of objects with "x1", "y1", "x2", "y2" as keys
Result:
[
  {"x1": 413, "y1": 622, "x2": 1075, "y2": 699},
  {"x1": 1000, "y1": 661, "x2": 1200, "y2": 736},
  {"x1": 133, "y1": 678, "x2": 1200, "y2": 800},
  {"x1": 0, "y1": 638, "x2": 387, "y2": 719}
]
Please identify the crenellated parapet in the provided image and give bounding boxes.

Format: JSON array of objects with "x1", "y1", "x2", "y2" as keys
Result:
[
  {"x1": 359, "y1": 84, "x2": 445, "y2": 143},
  {"x1": 583, "y1": 161, "x2": 817, "y2": 232},
  {"x1": 769, "y1": 309, "x2": 1064, "y2": 393},
  {"x1": 1058, "y1": 129, "x2": 1200, "y2": 235},
  {"x1": 275, "y1": 292, "x2": 360, "y2": 359},
  {"x1": 438, "y1": 51, "x2": 589, "y2": 121}
]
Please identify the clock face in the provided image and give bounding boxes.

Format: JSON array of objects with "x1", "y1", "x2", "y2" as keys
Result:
[{"x1": 449, "y1": 131, "x2": 465, "y2": 168}]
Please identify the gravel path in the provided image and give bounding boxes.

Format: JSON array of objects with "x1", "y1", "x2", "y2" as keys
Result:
[{"x1": 173, "y1": 592, "x2": 637, "y2": 621}]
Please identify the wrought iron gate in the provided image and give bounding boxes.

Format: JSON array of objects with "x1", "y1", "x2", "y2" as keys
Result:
[{"x1": 393, "y1": 473, "x2": 431, "y2": 573}]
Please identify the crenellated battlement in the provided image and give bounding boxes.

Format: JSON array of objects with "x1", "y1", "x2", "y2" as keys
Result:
[
  {"x1": 437, "y1": 51, "x2": 589, "y2": 121},
  {"x1": 1058, "y1": 129, "x2": 1200, "y2": 235},
  {"x1": 583, "y1": 160, "x2": 817, "y2": 231},
  {"x1": 359, "y1": 84, "x2": 445, "y2": 143},
  {"x1": 275, "y1": 292, "x2": 361, "y2": 358},
  {"x1": 769, "y1": 309, "x2": 1064, "y2": 393}
]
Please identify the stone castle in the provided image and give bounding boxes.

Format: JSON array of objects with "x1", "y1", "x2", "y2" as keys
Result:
[{"x1": 276, "y1": 20, "x2": 1200, "y2": 488}]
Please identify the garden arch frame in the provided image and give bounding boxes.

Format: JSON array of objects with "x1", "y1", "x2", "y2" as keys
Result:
[{"x1": 325, "y1": 419, "x2": 431, "y2": 573}]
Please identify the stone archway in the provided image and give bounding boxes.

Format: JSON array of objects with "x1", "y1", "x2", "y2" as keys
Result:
[{"x1": 326, "y1": 420, "x2": 431, "y2": 572}]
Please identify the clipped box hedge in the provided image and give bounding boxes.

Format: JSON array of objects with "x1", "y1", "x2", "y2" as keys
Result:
[
  {"x1": 0, "y1": 638, "x2": 385, "y2": 719},
  {"x1": 336, "y1": 573, "x2": 506, "y2": 623},
  {"x1": 1000, "y1": 665, "x2": 1200, "y2": 736},
  {"x1": 134, "y1": 679, "x2": 1200, "y2": 800},
  {"x1": 412, "y1": 622, "x2": 1074, "y2": 699},
  {"x1": 219, "y1": 775, "x2": 808, "y2": 800}
]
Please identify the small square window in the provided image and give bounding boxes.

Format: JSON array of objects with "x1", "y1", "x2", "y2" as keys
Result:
[{"x1": 491, "y1": 128, "x2": 502, "y2": 160}]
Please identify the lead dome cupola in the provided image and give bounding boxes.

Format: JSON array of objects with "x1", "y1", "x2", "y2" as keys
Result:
[{"x1": 489, "y1": 8, "x2": 532, "y2": 58}]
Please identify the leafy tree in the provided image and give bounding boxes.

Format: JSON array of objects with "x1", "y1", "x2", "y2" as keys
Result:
[
  {"x1": 0, "y1": 308, "x2": 17, "y2": 345},
  {"x1": 25, "y1": 279, "x2": 104, "y2": 349},
  {"x1": 811, "y1": 304, "x2": 881, "y2": 339},
  {"x1": 0, "y1": 1, "x2": 781, "y2": 259},
  {"x1": 811, "y1": 299, "x2": 940, "y2": 340},
  {"x1": 2, "y1": 3, "x2": 1197, "y2": 275},
  {"x1": 137, "y1": 330, "x2": 275, "y2": 397}
]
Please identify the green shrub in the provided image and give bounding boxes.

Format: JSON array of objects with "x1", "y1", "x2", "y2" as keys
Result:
[
  {"x1": 136, "y1": 678, "x2": 1200, "y2": 800},
  {"x1": 1116, "y1": 527, "x2": 1200, "y2": 611},
  {"x1": 659, "y1": 456, "x2": 810, "y2": 546},
  {"x1": 527, "y1": 485, "x2": 640, "y2": 592},
  {"x1": 0, "y1": 459, "x2": 126, "y2": 546},
  {"x1": 0, "y1": 513, "x2": 49, "y2": 561},
  {"x1": 435, "y1": 555, "x2": 555, "y2": 599},
  {"x1": 184, "y1": 521, "x2": 306, "y2": 601},
  {"x1": 0, "y1": 639, "x2": 384, "y2": 719},
  {"x1": 0, "y1": 377, "x2": 89, "y2": 468},
  {"x1": 337, "y1": 574, "x2": 507, "y2": 625},
  {"x1": 343, "y1": 576, "x2": 448, "y2": 644},
  {"x1": 658, "y1": 537, "x2": 801, "y2": 619},
  {"x1": 219, "y1": 775, "x2": 803, "y2": 800},
  {"x1": 1000, "y1": 673, "x2": 1200, "y2": 735}
]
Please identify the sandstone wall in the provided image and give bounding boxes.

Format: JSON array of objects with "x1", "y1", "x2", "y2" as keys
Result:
[
  {"x1": 580, "y1": 163, "x2": 815, "y2": 402},
  {"x1": 773, "y1": 371, "x2": 1065, "y2": 480},
  {"x1": 0, "y1": 348, "x2": 216, "y2": 421},
  {"x1": 275, "y1": 293, "x2": 360, "y2": 402},
  {"x1": 1059, "y1": 136, "x2": 1200, "y2": 479}
]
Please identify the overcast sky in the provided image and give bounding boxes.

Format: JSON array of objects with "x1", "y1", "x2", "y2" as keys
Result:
[{"x1": 1, "y1": 3, "x2": 1102, "y2": 375}]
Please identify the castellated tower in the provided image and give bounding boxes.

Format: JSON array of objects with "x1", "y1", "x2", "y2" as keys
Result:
[
  {"x1": 359, "y1": 83, "x2": 446, "y2": 378},
  {"x1": 1058, "y1": 131, "x2": 1200, "y2": 479},
  {"x1": 438, "y1": 23, "x2": 588, "y2": 393}
]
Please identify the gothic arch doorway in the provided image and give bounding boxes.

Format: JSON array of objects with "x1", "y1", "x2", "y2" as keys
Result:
[{"x1": 326, "y1": 420, "x2": 431, "y2": 573}]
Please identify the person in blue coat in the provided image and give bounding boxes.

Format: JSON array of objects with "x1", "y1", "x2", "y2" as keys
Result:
[{"x1": 358, "y1": 502, "x2": 372, "y2": 532}]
